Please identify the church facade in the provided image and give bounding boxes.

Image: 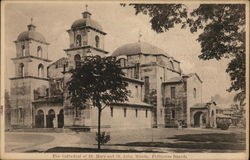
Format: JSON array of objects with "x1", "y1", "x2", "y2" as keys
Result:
[{"x1": 8, "y1": 9, "x2": 217, "y2": 131}]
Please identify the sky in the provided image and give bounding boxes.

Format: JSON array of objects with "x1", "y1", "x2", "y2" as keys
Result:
[{"x1": 2, "y1": 1, "x2": 236, "y2": 103}]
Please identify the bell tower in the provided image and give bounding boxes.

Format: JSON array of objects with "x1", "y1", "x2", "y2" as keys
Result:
[
  {"x1": 63, "y1": 7, "x2": 108, "y2": 128},
  {"x1": 64, "y1": 7, "x2": 108, "y2": 70},
  {"x1": 9, "y1": 19, "x2": 52, "y2": 128}
]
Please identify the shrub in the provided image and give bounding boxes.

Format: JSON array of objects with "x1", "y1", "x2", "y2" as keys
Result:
[
  {"x1": 217, "y1": 119, "x2": 231, "y2": 130},
  {"x1": 95, "y1": 131, "x2": 111, "y2": 145}
]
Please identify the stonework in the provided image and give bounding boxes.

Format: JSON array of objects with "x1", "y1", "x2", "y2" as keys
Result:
[{"x1": 8, "y1": 9, "x2": 217, "y2": 131}]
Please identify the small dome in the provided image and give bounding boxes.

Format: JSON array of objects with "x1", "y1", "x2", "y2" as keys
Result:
[
  {"x1": 17, "y1": 31, "x2": 46, "y2": 43},
  {"x1": 71, "y1": 11, "x2": 103, "y2": 32},
  {"x1": 17, "y1": 24, "x2": 47, "y2": 43},
  {"x1": 112, "y1": 42, "x2": 169, "y2": 57}
]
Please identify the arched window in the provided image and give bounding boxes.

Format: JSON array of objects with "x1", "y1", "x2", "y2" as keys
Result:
[
  {"x1": 38, "y1": 64, "x2": 44, "y2": 78},
  {"x1": 37, "y1": 109, "x2": 44, "y2": 116},
  {"x1": 172, "y1": 109, "x2": 175, "y2": 119},
  {"x1": 170, "y1": 61, "x2": 174, "y2": 70},
  {"x1": 76, "y1": 35, "x2": 82, "y2": 47},
  {"x1": 18, "y1": 108, "x2": 23, "y2": 122},
  {"x1": 135, "y1": 85, "x2": 138, "y2": 98},
  {"x1": 21, "y1": 45, "x2": 26, "y2": 57},
  {"x1": 37, "y1": 46, "x2": 42, "y2": 57},
  {"x1": 110, "y1": 107, "x2": 113, "y2": 117},
  {"x1": 95, "y1": 35, "x2": 100, "y2": 48},
  {"x1": 19, "y1": 63, "x2": 24, "y2": 77},
  {"x1": 193, "y1": 88, "x2": 197, "y2": 98},
  {"x1": 74, "y1": 54, "x2": 81, "y2": 68},
  {"x1": 171, "y1": 87, "x2": 176, "y2": 99},
  {"x1": 119, "y1": 58, "x2": 126, "y2": 67},
  {"x1": 124, "y1": 108, "x2": 127, "y2": 118}
]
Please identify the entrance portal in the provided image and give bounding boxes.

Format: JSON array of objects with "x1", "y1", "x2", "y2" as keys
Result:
[
  {"x1": 35, "y1": 110, "x2": 44, "y2": 128},
  {"x1": 46, "y1": 109, "x2": 55, "y2": 128},
  {"x1": 58, "y1": 109, "x2": 64, "y2": 128},
  {"x1": 194, "y1": 111, "x2": 206, "y2": 127}
]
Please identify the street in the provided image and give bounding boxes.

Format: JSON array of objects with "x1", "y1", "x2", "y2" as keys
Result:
[{"x1": 5, "y1": 127, "x2": 245, "y2": 153}]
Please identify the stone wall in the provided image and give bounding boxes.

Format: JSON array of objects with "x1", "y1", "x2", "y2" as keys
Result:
[{"x1": 163, "y1": 82, "x2": 187, "y2": 127}]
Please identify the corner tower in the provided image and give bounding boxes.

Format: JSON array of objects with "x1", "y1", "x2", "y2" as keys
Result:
[{"x1": 9, "y1": 20, "x2": 51, "y2": 128}]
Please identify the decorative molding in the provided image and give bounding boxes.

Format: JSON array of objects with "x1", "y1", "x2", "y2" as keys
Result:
[
  {"x1": 9, "y1": 76, "x2": 49, "y2": 81},
  {"x1": 11, "y1": 55, "x2": 52, "y2": 62},
  {"x1": 14, "y1": 38, "x2": 50, "y2": 45},
  {"x1": 67, "y1": 26, "x2": 107, "y2": 35},
  {"x1": 64, "y1": 45, "x2": 109, "y2": 54}
]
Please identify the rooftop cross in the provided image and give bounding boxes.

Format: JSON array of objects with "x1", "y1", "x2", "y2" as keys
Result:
[{"x1": 85, "y1": 4, "x2": 88, "y2": 11}]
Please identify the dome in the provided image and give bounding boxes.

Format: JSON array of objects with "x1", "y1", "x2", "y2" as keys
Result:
[
  {"x1": 112, "y1": 42, "x2": 169, "y2": 57},
  {"x1": 71, "y1": 11, "x2": 103, "y2": 32},
  {"x1": 17, "y1": 24, "x2": 47, "y2": 43},
  {"x1": 71, "y1": 18, "x2": 103, "y2": 31}
]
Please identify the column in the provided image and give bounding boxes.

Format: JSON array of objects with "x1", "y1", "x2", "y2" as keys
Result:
[
  {"x1": 44, "y1": 114, "x2": 46, "y2": 128},
  {"x1": 55, "y1": 113, "x2": 58, "y2": 128}
]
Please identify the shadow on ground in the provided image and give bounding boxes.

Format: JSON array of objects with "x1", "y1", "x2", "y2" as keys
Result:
[
  {"x1": 26, "y1": 147, "x2": 159, "y2": 153},
  {"x1": 112, "y1": 132, "x2": 245, "y2": 152}
]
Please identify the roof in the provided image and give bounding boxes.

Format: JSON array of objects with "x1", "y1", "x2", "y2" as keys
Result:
[
  {"x1": 183, "y1": 73, "x2": 203, "y2": 83},
  {"x1": 191, "y1": 102, "x2": 216, "y2": 109},
  {"x1": 163, "y1": 76, "x2": 183, "y2": 84},
  {"x1": 71, "y1": 11, "x2": 103, "y2": 33},
  {"x1": 32, "y1": 95, "x2": 63, "y2": 104},
  {"x1": 16, "y1": 24, "x2": 47, "y2": 44},
  {"x1": 48, "y1": 57, "x2": 68, "y2": 68},
  {"x1": 112, "y1": 42, "x2": 170, "y2": 57},
  {"x1": 216, "y1": 114, "x2": 231, "y2": 118}
]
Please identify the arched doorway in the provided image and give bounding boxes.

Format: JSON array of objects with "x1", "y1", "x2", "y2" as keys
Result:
[
  {"x1": 58, "y1": 109, "x2": 64, "y2": 128},
  {"x1": 46, "y1": 109, "x2": 55, "y2": 128},
  {"x1": 35, "y1": 110, "x2": 44, "y2": 128},
  {"x1": 194, "y1": 111, "x2": 205, "y2": 127}
]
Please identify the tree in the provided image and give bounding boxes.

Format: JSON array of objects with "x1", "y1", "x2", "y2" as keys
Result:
[
  {"x1": 124, "y1": 4, "x2": 246, "y2": 105},
  {"x1": 67, "y1": 55, "x2": 129, "y2": 150}
]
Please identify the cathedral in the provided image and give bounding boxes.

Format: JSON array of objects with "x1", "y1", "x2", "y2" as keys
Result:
[{"x1": 8, "y1": 9, "x2": 217, "y2": 131}]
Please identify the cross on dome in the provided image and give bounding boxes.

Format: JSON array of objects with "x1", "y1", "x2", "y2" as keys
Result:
[{"x1": 85, "y1": 4, "x2": 88, "y2": 11}]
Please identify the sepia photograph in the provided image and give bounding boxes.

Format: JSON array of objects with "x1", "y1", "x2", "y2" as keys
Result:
[{"x1": 0, "y1": 0, "x2": 249, "y2": 160}]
